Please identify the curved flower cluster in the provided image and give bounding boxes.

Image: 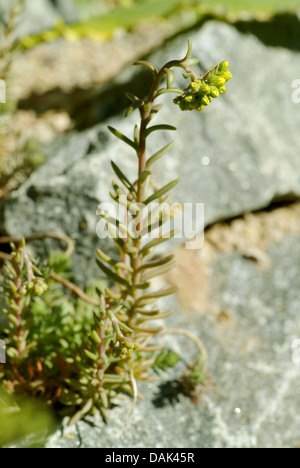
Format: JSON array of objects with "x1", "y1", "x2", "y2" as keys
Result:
[
  {"x1": 27, "y1": 277, "x2": 48, "y2": 296},
  {"x1": 113, "y1": 339, "x2": 138, "y2": 359},
  {"x1": 174, "y1": 61, "x2": 232, "y2": 112}
]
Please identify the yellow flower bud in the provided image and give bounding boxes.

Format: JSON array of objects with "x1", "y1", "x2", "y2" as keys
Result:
[
  {"x1": 123, "y1": 340, "x2": 135, "y2": 350},
  {"x1": 209, "y1": 86, "x2": 220, "y2": 98},
  {"x1": 207, "y1": 75, "x2": 226, "y2": 87},
  {"x1": 190, "y1": 80, "x2": 201, "y2": 92},
  {"x1": 201, "y1": 95, "x2": 211, "y2": 106},
  {"x1": 218, "y1": 61, "x2": 229, "y2": 72},
  {"x1": 120, "y1": 348, "x2": 128, "y2": 359},
  {"x1": 191, "y1": 81, "x2": 210, "y2": 95},
  {"x1": 184, "y1": 94, "x2": 195, "y2": 103},
  {"x1": 196, "y1": 105, "x2": 204, "y2": 112},
  {"x1": 219, "y1": 85, "x2": 226, "y2": 94},
  {"x1": 199, "y1": 84, "x2": 211, "y2": 95},
  {"x1": 218, "y1": 71, "x2": 232, "y2": 82},
  {"x1": 33, "y1": 278, "x2": 48, "y2": 296}
]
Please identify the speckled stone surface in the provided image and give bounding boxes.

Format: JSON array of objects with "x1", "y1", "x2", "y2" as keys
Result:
[
  {"x1": 45, "y1": 234, "x2": 300, "y2": 448},
  {"x1": 2, "y1": 22, "x2": 300, "y2": 285}
]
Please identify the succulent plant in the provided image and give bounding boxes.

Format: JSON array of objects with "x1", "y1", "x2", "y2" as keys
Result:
[{"x1": 0, "y1": 39, "x2": 231, "y2": 426}]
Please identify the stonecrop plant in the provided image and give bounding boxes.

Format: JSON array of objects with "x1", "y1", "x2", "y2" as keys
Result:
[{"x1": 0, "y1": 40, "x2": 232, "y2": 427}]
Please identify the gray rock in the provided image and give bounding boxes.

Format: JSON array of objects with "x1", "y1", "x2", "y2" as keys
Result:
[
  {"x1": 50, "y1": 0, "x2": 78, "y2": 23},
  {"x1": 0, "y1": 0, "x2": 78, "y2": 39},
  {"x1": 44, "y1": 233, "x2": 300, "y2": 448},
  {"x1": 2, "y1": 21, "x2": 300, "y2": 284}
]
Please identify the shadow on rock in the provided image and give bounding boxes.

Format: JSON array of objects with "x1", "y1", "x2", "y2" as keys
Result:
[
  {"x1": 152, "y1": 379, "x2": 188, "y2": 408},
  {"x1": 235, "y1": 12, "x2": 300, "y2": 51}
]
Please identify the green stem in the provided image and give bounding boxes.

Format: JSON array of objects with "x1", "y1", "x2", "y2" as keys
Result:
[{"x1": 130, "y1": 59, "x2": 188, "y2": 323}]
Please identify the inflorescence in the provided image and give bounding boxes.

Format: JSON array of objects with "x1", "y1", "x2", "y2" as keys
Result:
[{"x1": 174, "y1": 61, "x2": 232, "y2": 112}]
